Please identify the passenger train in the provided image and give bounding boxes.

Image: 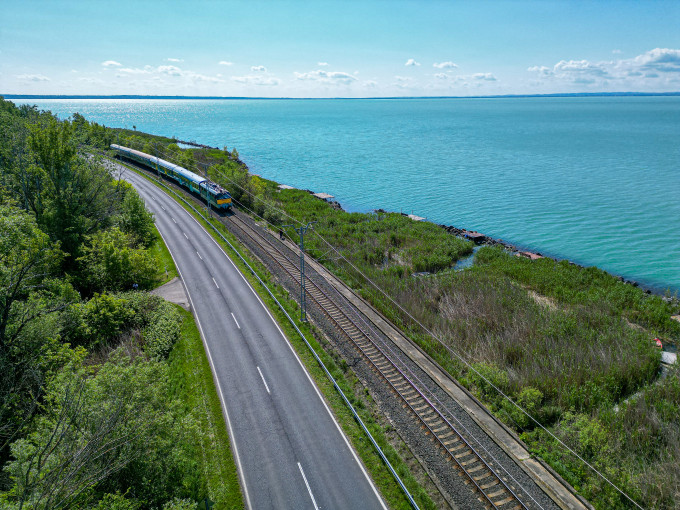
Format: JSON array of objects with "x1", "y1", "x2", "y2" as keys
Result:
[{"x1": 110, "y1": 144, "x2": 232, "y2": 210}]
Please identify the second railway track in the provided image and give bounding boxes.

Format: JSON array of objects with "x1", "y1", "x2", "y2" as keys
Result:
[{"x1": 226, "y1": 212, "x2": 531, "y2": 510}]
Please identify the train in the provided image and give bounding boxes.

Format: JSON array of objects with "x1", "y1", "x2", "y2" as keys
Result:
[{"x1": 110, "y1": 144, "x2": 232, "y2": 211}]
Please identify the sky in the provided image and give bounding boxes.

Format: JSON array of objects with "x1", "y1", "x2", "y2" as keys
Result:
[{"x1": 2, "y1": 0, "x2": 680, "y2": 98}]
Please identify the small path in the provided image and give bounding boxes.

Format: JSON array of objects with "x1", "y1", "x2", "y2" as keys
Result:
[{"x1": 151, "y1": 277, "x2": 190, "y2": 310}]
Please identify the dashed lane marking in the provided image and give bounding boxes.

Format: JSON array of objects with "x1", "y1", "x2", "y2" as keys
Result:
[
  {"x1": 256, "y1": 366, "x2": 271, "y2": 394},
  {"x1": 298, "y1": 463, "x2": 319, "y2": 510},
  {"x1": 231, "y1": 312, "x2": 241, "y2": 329},
  {"x1": 213, "y1": 277, "x2": 219, "y2": 289}
]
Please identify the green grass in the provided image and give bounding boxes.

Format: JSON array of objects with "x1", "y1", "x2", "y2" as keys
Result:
[
  {"x1": 169, "y1": 307, "x2": 245, "y2": 510},
  {"x1": 123, "y1": 160, "x2": 436, "y2": 510},
  {"x1": 149, "y1": 225, "x2": 179, "y2": 286}
]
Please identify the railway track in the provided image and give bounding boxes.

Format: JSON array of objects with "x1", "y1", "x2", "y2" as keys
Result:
[{"x1": 226, "y1": 212, "x2": 530, "y2": 510}]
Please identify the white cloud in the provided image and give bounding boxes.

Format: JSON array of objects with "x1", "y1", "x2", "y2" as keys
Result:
[
  {"x1": 472, "y1": 72, "x2": 497, "y2": 81},
  {"x1": 219, "y1": 61, "x2": 234, "y2": 66},
  {"x1": 166, "y1": 58, "x2": 184, "y2": 62},
  {"x1": 16, "y1": 74, "x2": 50, "y2": 82},
  {"x1": 434, "y1": 73, "x2": 449, "y2": 80},
  {"x1": 294, "y1": 70, "x2": 357, "y2": 84},
  {"x1": 528, "y1": 48, "x2": 680, "y2": 89},
  {"x1": 433, "y1": 61, "x2": 457, "y2": 69},
  {"x1": 117, "y1": 67, "x2": 152, "y2": 75},
  {"x1": 612, "y1": 49, "x2": 622, "y2": 54},
  {"x1": 232, "y1": 75, "x2": 280, "y2": 86},
  {"x1": 553, "y1": 60, "x2": 609, "y2": 77},
  {"x1": 318, "y1": 62, "x2": 329, "y2": 66},
  {"x1": 251, "y1": 65, "x2": 267, "y2": 72},
  {"x1": 364, "y1": 80, "x2": 378, "y2": 88},
  {"x1": 405, "y1": 58, "x2": 420, "y2": 67},
  {"x1": 101, "y1": 60, "x2": 122, "y2": 67},
  {"x1": 158, "y1": 65, "x2": 183, "y2": 76},
  {"x1": 633, "y1": 47, "x2": 680, "y2": 73},
  {"x1": 113, "y1": 64, "x2": 223, "y2": 84}
]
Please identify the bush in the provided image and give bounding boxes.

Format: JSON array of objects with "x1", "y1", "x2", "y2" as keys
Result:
[
  {"x1": 77, "y1": 227, "x2": 157, "y2": 293},
  {"x1": 143, "y1": 302, "x2": 182, "y2": 360}
]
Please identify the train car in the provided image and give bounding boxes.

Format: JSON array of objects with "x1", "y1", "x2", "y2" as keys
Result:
[{"x1": 111, "y1": 144, "x2": 232, "y2": 210}]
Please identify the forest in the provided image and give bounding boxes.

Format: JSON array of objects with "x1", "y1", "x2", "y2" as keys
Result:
[{"x1": 0, "y1": 98, "x2": 241, "y2": 509}]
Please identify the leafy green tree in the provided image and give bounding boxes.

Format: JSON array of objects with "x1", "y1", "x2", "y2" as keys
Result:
[
  {"x1": 77, "y1": 228, "x2": 157, "y2": 294},
  {"x1": 116, "y1": 185, "x2": 155, "y2": 248},
  {"x1": 76, "y1": 293, "x2": 135, "y2": 349},
  {"x1": 16, "y1": 119, "x2": 122, "y2": 265},
  {"x1": 3, "y1": 353, "x2": 199, "y2": 509},
  {"x1": 0, "y1": 206, "x2": 62, "y2": 349}
]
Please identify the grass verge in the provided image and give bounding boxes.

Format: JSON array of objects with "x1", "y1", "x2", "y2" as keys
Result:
[
  {"x1": 169, "y1": 306, "x2": 245, "y2": 510},
  {"x1": 149, "y1": 221, "x2": 243, "y2": 508},
  {"x1": 150, "y1": 225, "x2": 179, "y2": 286}
]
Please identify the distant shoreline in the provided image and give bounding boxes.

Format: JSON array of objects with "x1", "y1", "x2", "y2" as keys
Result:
[{"x1": 3, "y1": 92, "x2": 680, "y2": 101}]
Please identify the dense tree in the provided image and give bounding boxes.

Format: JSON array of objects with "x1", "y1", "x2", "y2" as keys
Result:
[
  {"x1": 76, "y1": 228, "x2": 157, "y2": 294},
  {"x1": 0, "y1": 206, "x2": 63, "y2": 350},
  {"x1": 2, "y1": 353, "x2": 198, "y2": 509},
  {"x1": 116, "y1": 184, "x2": 155, "y2": 248}
]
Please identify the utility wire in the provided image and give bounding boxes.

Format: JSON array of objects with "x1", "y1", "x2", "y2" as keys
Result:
[{"x1": 117, "y1": 139, "x2": 643, "y2": 509}]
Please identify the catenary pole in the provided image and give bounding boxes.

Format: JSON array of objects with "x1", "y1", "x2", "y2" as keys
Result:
[{"x1": 283, "y1": 222, "x2": 316, "y2": 322}]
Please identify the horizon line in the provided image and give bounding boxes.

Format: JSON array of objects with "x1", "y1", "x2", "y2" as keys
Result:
[{"x1": 3, "y1": 91, "x2": 680, "y2": 101}]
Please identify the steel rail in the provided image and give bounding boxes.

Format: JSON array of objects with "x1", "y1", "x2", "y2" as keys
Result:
[{"x1": 226, "y1": 213, "x2": 529, "y2": 510}]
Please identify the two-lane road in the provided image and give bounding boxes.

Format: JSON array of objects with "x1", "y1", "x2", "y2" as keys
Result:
[{"x1": 121, "y1": 165, "x2": 386, "y2": 510}]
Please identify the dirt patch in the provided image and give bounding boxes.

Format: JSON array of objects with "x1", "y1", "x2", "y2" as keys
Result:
[{"x1": 527, "y1": 289, "x2": 558, "y2": 311}]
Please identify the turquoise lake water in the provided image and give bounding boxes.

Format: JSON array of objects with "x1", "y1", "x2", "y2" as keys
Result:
[{"x1": 21, "y1": 97, "x2": 680, "y2": 293}]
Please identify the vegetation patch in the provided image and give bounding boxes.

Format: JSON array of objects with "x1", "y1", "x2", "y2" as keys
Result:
[{"x1": 14, "y1": 98, "x2": 680, "y2": 509}]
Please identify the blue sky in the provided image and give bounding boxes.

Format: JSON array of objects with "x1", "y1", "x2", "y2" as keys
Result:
[{"x1": 2, "y1": 0, "x2": 680, "y2": 97}]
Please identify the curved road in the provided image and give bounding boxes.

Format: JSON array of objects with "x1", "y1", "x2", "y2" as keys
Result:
[{"x1": 120, "y1": 165, "x2": 386, "y2": 510}]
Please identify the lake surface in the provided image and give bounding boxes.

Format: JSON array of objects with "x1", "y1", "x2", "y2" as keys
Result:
[{"x1": 21, "y1": 97, "x2": 680, "y2": 293}]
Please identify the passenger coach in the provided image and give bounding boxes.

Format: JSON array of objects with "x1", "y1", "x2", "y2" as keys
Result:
[{"x1": 111, "y1": 144, "x2": 232, "y2": 210}]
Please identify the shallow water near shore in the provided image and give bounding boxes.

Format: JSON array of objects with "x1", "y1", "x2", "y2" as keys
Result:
[{"x1": 24, "y1": 96, "x2": 680, "y2": 293}]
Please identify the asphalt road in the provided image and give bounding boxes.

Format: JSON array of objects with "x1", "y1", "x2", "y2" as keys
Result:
[{"x1": 121, "y1": 166, "x2": 387, "y2": 510}]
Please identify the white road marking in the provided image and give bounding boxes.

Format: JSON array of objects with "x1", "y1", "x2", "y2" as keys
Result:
[
  {"x1": 183, "y1": 232, "x2": 188, "y2": 239},
  {"x1": 298, "y1": 463, "x2": 319, "y2": 510},
  {"x1": 150, "y1": 226, "x2": 253, "y2": 510},
  {"x1": 123, "y1": 168, "x2": 383, "y2": 510},
  {"x1": 152, "y1": 197, "x2": 156, "y2": 201},
  {"x1": 212, "y1": 277, "x2": 219, "y2": 289},
  {"x1": 161, "y1": 206, "x2": 166, "y2": 211},
  {"x1": 256, "y1": 366, "x2": 270, "y2": 394},
  {"x1": 197, "y1": 251, "x2": 203, "y2": 260},
  {"x1": 231, "y1": 312, "x2": 241, "y2": 329},
  {"x1": 185, "y1": 201, "x2": 387, "y2": 509}
]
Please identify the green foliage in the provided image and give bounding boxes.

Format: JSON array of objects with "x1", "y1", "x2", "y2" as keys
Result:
[
  {"x1": 142, "y1": 301, "x2": 182, "y2": 361},
  {"x1": 116, "y1": 184, "x2": 155, "y2": 248},
  {"x1": 92, "y1": 493, "x2": 141, "y2": 510},
  {"x1": 0, "y1": 205, "x2": 62, "y2": 347},
  {"x1": 3, "y1": 352, "x2": 201, "y2": 509},
  {"x1": 77, "y1": 227, "x2": 157, "y2": 293},
  {"x1": 79, "y1": 293, "x2": 135, "y2": 348},
  {"x1": 23, "y1": 119, "x2": 117, "y2": 262},
  {"x1": 475, "y1": 245, "x2": 680, "y2": 339},
  {"x1": 501, "y1": 387, "x2": 543, "y2": 430}
]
